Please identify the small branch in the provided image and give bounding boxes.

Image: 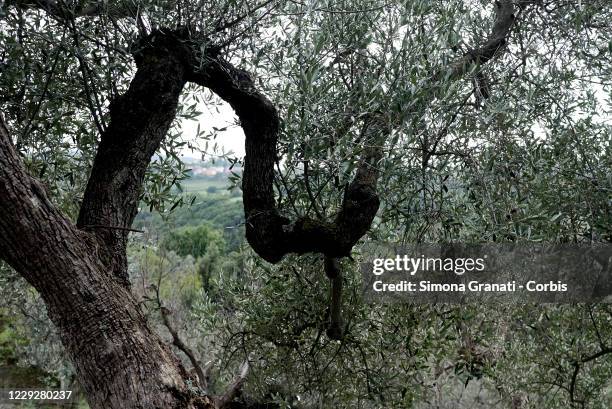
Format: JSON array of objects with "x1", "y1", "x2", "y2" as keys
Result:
[
  {"x1": 68, "y1": 17, "x2": 106, "y2": 135},
  {"x1": 81, "y1": 224, "x2": 144, "y2": 233},
  {"x1": 214, "y1": 360, "x2": 250, "y2": 409},
  {"x1": 581, "y1": 347, "x2": 612, "y2": 364},
  {"x1": 217, "y1": 1, "x2": 280, "y2": 48},
  {"x1": 20, "y1": 29, "x2": 66, "y2": 146},
  {"x1": 588, "y1": 306, "x2": 607, "y2": 351},
  {"x1": 434, "y1": 0, "x2": 518, "y2": 82},
  {"x1": 325, "y1": 256, "x2": 344, "y2": 340},
  {"x1": 568, "y1": 347, "x2": 612, "y2": 405},
  {"x1": 303, "y1": 157, "x2": 324, "y2": 219},
  {"x1": 569, "y1": 361, "x2": 582, "y2": 406},
  {"x1": 211, "y1": 0, "x2": 278, "y2": 34},
  {"x1": 152, "y1": 283, "x2": 208, "y2": 390}
]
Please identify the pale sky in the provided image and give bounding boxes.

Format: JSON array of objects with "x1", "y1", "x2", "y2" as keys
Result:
[{"x1": 180, "y1": 98, "x2": 246, "y2": 159}]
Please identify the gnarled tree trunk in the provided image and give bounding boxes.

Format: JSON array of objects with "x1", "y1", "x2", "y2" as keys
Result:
[
  {"x1": 0, "y1": 31, "x2": 216, "y2": 408},
  {"x1": 0, "y1": 1, "x2": 520, "y2": 407}
]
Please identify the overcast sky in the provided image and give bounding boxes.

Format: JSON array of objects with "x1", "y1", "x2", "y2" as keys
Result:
[{"x1": 179, "y1": 98, "x2": 246, "y2": 160}]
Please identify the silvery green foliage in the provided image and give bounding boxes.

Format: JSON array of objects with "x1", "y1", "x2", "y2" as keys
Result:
[
  {"x1": 194, "y1": 1, "x2": 610, "y2": 407},
  {"x1": 196, "y1": 253, "x2": 611, "y2": 408},
  {"x1": 0, "y1": 262, "x2": 74, "y2": 386}
]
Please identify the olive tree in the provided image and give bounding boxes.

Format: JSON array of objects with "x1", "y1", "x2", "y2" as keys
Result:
[{"x1": 0, "y1": 0, "x2": 609, "y2": 408}]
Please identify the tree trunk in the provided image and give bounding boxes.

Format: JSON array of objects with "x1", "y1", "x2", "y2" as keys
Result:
[
  {"x1": 0, "y1": 118, "x2": 213, "y2": 409},
  {"x1": 0, "y1": 33, "x2": 214, "y2": 408},
  {"x1": 44, "y1": 262, "x2": 208, "y2": 409}
]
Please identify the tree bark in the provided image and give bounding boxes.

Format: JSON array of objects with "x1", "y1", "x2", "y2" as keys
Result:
[
  {"x1": 0, "y1": 30, "x2": 216, "y2": 408},
  {"x1": 188, "y1": 51, "x2": 383, "y2": 263},
  {"x1": 0, "y1": 114, "x2": 213, "y2": 408},
  {"x1": 77, "y1": 30, "x2": 191, "y2": 287}
]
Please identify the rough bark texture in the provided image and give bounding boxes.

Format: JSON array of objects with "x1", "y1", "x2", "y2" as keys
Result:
[
  {"x1": 0, "y1": 1, "x2": 522, "y2": 408},
  {"x1": 77, "y1": 31, "x2": 191, "y2": 286},
  {"x1": 0, "y1": 116, "x2": 213, "y2": 409}
]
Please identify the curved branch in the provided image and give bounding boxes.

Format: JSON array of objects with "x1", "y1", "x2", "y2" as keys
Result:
[
  {"x1": 187, "y1": 1, "x2": 520, "y2": 264},
  {"x1": 188, "y1": 55, "x2": 382, "y2": 263},
  {"x1": 77, "y1": 30, "x2": 191, "y2": 285},
  {"x1": 569, "y1": 347, "x2": 612, "y2": 405},
  {"x1": 440, "y1": 0, "x2": 518, "y2": 81},
  {"x1": 214, "y1": 360, "x2": 250, "y2": 409}
]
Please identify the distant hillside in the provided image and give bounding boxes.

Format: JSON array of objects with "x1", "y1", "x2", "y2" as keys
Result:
[{"x1": 134, "y1": 192, "x2": 245, "y2": 251}]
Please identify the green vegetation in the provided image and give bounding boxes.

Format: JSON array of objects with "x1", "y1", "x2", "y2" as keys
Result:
[
  {"x1": 179, "y1": 177, "x2": 230, "y2": 195},
  {"x1": 134, "y1": 182, "x2": 244, "y2": 252},
  {"x1": 162, "y1": 224, "x2": 225, "y2": 259}
]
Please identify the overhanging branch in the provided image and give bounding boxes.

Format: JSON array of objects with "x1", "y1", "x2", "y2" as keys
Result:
[
  {"x1": 188, "y1": 53, "x2": 382, "y2": 263},
  {"x1": 440, "y1": 0, "x2": 517, "y2": 81}
]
